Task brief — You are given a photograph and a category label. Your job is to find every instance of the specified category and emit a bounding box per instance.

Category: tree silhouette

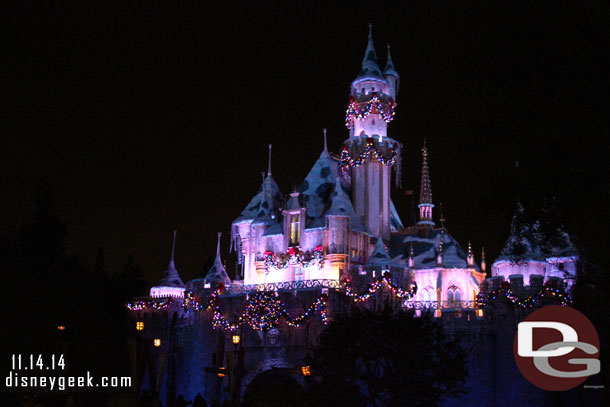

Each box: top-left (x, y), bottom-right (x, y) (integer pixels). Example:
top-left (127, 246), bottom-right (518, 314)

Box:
top-left (305, 308), bottom-right (467, 407)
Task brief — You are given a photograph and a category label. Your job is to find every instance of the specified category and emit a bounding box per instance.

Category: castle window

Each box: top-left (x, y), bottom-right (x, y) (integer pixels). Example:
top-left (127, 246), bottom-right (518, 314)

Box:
top-left (294, 267), bottom-right (303, 281)
top-left (289, 214), bottom-right (301, 246)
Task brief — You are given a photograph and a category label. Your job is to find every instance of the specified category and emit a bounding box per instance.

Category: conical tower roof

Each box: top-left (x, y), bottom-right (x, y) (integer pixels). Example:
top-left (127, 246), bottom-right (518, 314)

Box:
top-left (324, 177), bottom-right (366, 231)
top-left (299, 142), bottom-right (342, 226)
top-left (366, 237), bottom-right (393, 266)
top-left (152, 230), bottom-right (185, 290)
top-left (383, 45), bottom-right (399, 77)
top-left (419, 141), bottom-right (433, 205)
top-left (353, 24), bottom-right (387, 85)
top-left (204, 233), bottom-right (231, 284)
top-left (234, 172), bottom-right (283, 224)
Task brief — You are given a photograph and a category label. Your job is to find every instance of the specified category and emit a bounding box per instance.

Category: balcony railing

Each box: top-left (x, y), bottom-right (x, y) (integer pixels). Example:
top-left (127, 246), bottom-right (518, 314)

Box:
top-left (223, 279), bottom-right (342, 294)
top-left (404, 300), bottom-right (477, 310)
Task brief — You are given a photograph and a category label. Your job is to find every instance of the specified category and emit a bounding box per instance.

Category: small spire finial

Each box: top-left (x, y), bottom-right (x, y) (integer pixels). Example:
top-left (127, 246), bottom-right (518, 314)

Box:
top-left (323, 128), bottom-right (328, 152)
top-left (267, 144), bottom-right (272, 176)
top-left (368, 23), bottom-right (373, 37)
top-left (216, 232), bottom-right (221, 257)
top-left (170, 230), bottom-right (177, 265)
top-left (439, 203), bottom-right (445, 228)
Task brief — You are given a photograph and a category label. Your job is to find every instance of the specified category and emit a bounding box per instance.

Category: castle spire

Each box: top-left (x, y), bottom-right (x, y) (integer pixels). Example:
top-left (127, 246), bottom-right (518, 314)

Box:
top-left (216, 232), bottom-right (221, 257)
top-left (353, 23), bottom-right (385, 86)
top-left (417, 141), bottom-right (435, 234)
top-left (267, 144), bottom-right (273, 176)
top-left (383, 44), bottom-right (398, 76)
top-left (481, 247), bottom-right (487, 274)
top-left (467, 241), bottom-right (474, 267)
top-left (323, 128), bottom-right (328, 152)
top-left (169, 229), bottom-right (177, 267)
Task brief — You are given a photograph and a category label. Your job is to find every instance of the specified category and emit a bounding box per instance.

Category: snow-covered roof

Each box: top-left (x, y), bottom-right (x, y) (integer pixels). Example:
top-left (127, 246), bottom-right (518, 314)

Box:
top-left (324, 178), bottom-right (366, 232)
top-left (234, 174), bottom-right (284, 224)
top-left (366, 237), bottom-right (401, 267)
top-left (352, 25), bottom-right (387, 86)
top-left (389, 228), bottom-right (476, 270)
top-left (153, 260), bottom-right (185, 288)
top-left (383, 45), bottom-right (399, 78)
top-left (152, 231), bottom-right (185, 289)
top-left (204, 233), bottom-right (231, 285)
top-left (299, 149), bottom-right (343, 227)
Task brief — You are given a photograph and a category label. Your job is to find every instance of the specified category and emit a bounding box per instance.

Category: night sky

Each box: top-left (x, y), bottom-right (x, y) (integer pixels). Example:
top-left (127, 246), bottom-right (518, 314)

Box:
top-left (3, 2), bottom-right (609, 285)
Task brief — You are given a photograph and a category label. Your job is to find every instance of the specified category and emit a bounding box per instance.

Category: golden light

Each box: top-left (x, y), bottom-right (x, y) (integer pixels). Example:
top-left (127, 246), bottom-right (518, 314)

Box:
top-left (301, 366), bottom-right (311, 376)
top-left (57, 325), bottom-right (66, 331)
top-left (217, 367), bottom-right (226, 378)
top-left (153, 338), bottom-right (161, 347)
top-left (136, 321), bottom-right (144, 331)
top-left (476, 309), bottom-right (484, 318)
top-left (232, 334), bottom-right (240, 345)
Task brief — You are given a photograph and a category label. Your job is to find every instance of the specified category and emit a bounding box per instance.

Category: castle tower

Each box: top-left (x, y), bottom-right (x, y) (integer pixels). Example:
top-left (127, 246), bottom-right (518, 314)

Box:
top-left (417, 142), bottom-right (435, 236)
top-left (342, 24), bottom-right (399, 241)
top-left (150, 230), bottom-right (185, 298)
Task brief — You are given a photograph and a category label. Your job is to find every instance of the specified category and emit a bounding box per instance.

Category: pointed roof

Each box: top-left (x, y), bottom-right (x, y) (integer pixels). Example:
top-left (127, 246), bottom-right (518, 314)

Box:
top-left (299, 146), bottom-right (342, 225)
top-left (353, 24), bottom-right (387, 85)
top-left (325, 178), bottom-right (366, 232)
top-left (153, 230), bottom-right (185, 288)
top-left (366, 237), bottom-right (393, 266)
top-left (383, 44), bottom-right (399, 77)
top-left (419, 141), bottom-right (433, 205)
top-left (286, 191), bottom-right (302, 211)
top-left (204, 233), bottom-right (231, 285)
top-left (234, 172), bottom-right (284, 224)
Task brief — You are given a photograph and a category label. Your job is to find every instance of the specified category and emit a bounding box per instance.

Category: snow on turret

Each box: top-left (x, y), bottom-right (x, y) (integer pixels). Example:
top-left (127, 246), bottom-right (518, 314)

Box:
top-left (150, 230), bottom-right (185, 298)
top-left (204, 232), bottom-right (231, 285)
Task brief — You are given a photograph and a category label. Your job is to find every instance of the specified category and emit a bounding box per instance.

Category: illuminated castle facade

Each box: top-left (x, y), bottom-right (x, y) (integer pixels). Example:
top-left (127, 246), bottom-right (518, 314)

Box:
top-left (129, 26), bottom-right (582, 407)
top-left (226, 25), bottom-right (485, 305)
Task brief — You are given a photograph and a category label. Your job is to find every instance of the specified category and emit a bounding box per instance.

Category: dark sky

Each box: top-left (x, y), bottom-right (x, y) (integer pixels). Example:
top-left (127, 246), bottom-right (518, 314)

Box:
top-left (3, 2), bottom-right (609, 285)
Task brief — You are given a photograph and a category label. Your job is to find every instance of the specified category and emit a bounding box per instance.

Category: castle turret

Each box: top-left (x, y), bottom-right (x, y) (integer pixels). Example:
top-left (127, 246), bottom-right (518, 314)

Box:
top-left (417, 142), bottom-right (435, 236)
top-left (150, 230), bottom-right (185, 298)
top-left (342, 24), bottom-right (399, 241)
top-left (383, 45), bottom-right (399, 100)
top-left (204, 232), bottom-right (231, 286)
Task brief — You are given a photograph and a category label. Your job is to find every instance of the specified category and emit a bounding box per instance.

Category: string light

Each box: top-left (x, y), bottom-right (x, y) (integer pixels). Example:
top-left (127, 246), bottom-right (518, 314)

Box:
top-left (345, 273), bottom-right (417, 302)
top-left (339, 141), bottom-right (397, 172)
top-left (126, 297), bottom-right (173, 311)
top-left (345, 94), bottom-right (396, 128)
top-left (476, 281), bottom-right (572, 308)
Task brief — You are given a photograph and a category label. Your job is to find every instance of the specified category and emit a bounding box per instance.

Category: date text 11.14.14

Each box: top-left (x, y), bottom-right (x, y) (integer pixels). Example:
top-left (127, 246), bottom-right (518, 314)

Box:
top-left (11, 354), bottom-right (65, 371)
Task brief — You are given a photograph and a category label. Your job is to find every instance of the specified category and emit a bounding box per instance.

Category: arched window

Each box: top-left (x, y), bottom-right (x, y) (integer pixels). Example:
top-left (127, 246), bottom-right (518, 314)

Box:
top-left (447, 284), bottom-right (460, 305)
top-left (422, 289), bottom-right (429, 302)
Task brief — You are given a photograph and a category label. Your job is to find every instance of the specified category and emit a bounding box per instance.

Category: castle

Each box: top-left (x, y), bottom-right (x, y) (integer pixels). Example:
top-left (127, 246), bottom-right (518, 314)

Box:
top-left (127, 26), bottom-right (581, 407)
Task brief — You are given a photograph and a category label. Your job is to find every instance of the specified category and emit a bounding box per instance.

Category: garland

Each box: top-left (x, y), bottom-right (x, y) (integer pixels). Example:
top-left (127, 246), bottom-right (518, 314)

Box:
top-left (205, 290), bottom-right (328, 331)
top-left (263, 246), bottom-right (325, 271)
top-left (476, 281), bottom-right (572, 308)
top-left (339, 141), bottom-right (397, 172)
top-left (126, 297), bottom-right (173, 311)
top-left (345, 273), bottom-right (417, 303)
top-left (345, 94), bottom-right (396, 128)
